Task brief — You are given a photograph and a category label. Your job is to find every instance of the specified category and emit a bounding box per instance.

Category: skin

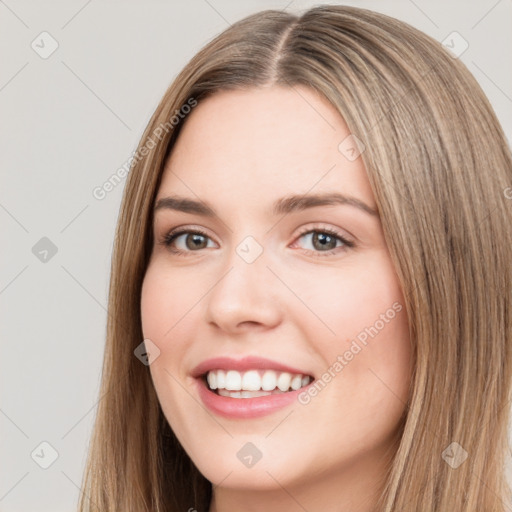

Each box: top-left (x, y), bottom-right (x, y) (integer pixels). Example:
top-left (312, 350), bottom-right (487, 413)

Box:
top-left (141, 85), bottom-right (413, 512)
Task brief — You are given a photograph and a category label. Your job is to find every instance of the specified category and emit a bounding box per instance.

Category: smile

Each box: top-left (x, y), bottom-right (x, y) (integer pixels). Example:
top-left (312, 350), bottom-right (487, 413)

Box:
top-left (206, 369), bottom-right (312, 398)
top-left (191, 355), bottom-right (316, 418)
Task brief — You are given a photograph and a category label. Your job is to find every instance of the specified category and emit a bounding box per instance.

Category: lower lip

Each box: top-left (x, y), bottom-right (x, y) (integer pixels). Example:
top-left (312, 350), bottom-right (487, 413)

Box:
top-left (195, 377), bottom-right (309, 419)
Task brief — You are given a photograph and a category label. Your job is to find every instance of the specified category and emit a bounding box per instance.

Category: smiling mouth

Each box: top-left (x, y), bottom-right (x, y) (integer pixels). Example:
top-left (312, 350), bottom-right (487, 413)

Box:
top-left (202, 369), bottom-right (314, 398)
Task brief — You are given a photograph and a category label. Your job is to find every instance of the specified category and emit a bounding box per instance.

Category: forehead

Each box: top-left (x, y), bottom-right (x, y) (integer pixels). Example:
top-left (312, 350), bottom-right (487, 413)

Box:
top-left (158, 86), bottom-right (374, 209)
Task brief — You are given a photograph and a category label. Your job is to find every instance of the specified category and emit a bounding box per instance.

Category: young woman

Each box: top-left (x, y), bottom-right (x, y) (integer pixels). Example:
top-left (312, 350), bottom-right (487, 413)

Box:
top-left (78, 5), bottom-right (512, 511)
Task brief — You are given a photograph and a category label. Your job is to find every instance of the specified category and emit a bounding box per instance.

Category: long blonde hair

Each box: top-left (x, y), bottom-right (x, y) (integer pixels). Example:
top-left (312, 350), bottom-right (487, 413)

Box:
top-left (78, 5), bottom-right (512, 511)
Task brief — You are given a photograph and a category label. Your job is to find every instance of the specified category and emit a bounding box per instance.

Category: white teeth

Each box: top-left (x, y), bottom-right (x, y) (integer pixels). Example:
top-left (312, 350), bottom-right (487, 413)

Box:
top-left (207, 371), bottom-right (217, 390)
top-left (242, 370), bottom-right (261, 391)
top-left (225, 370), bottom-right (242, 390)
top-left (291, 374), bottom-right (302, 390)
top-left (218, 389), bottom-right (275, 398)
top-left (277, 372), bottom-right (292, 391)
top-left (261, 370), bottom-right (277, 391)
top-left (216, 369), bottom-right (226, 389)
top-left (205, 369), bottom-right (312, 394)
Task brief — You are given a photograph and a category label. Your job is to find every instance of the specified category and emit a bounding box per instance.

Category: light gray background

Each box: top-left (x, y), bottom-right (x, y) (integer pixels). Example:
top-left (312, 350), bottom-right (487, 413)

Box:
top-left (1, 1), bottom-right (511, 511)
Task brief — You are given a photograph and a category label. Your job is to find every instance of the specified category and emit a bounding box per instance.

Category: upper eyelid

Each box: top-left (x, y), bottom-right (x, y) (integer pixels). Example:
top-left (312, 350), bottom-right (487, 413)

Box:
top-left (163, 222), bottom-right (348, 235)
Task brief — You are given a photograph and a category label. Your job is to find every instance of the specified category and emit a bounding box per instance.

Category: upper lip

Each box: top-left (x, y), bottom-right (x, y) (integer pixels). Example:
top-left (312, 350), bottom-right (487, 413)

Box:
top-left (191, 356), bottom-right (313, 379)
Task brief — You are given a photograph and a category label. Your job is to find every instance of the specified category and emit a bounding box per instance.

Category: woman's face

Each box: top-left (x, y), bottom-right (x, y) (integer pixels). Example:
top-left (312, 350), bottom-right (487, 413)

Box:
top-left (141, 86), bottom-right (412, 504)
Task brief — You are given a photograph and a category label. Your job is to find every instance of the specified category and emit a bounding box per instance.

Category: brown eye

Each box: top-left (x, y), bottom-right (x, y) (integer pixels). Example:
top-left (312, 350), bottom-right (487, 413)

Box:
top-left (161, 228), bottom-right (215, 255)
top-left (182, 233), bottom-right (209, 250)
top-left (293, 227), bottom-right (355, 257)
top-left (310, 232), bottom-right (339, 251)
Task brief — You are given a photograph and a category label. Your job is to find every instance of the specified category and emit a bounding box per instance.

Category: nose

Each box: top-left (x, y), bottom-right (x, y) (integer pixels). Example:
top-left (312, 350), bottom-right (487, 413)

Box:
top-left (204, 245), bottom-right (283, 334)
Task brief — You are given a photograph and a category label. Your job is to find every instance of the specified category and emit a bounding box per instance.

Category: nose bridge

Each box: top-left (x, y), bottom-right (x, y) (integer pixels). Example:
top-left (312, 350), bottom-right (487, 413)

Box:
top-left (204, 234), bottom-right (282, 330)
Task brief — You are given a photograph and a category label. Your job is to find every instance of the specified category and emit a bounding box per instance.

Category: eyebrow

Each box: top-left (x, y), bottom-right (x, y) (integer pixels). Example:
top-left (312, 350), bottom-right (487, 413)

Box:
top-left (154, 192), bottom-right (379, 218)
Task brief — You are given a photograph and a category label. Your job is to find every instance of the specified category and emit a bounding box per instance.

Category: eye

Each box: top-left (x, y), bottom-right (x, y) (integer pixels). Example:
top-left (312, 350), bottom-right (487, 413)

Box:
top-left (159, 227), bottom-right (216, 256)
top-left (291, 225), bottom-right (355, 257)
top-left (158, 224), bottom-right (355, 258)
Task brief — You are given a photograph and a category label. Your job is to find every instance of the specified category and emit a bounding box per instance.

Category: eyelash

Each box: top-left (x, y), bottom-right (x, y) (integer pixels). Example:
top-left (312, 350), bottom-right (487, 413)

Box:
top-left (158, 224), bottom-right (355, 258)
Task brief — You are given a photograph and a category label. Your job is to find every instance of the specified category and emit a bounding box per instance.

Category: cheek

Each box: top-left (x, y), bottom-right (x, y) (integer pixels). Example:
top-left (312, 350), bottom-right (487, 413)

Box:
top-left (297, 253), bottom-right (411, 401)
top-left (294, 263), bottom-right (411, 460)
top-left (140, 262), bottom-right (198, 343)
top-left (295, 252), bottom-right (407, 346)
top-left (140, 264), bottom-right (195, 405)
top-left (140, 265), bottom-right (201, 445)
top-left (140, 262), bottom-right (206, 394)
